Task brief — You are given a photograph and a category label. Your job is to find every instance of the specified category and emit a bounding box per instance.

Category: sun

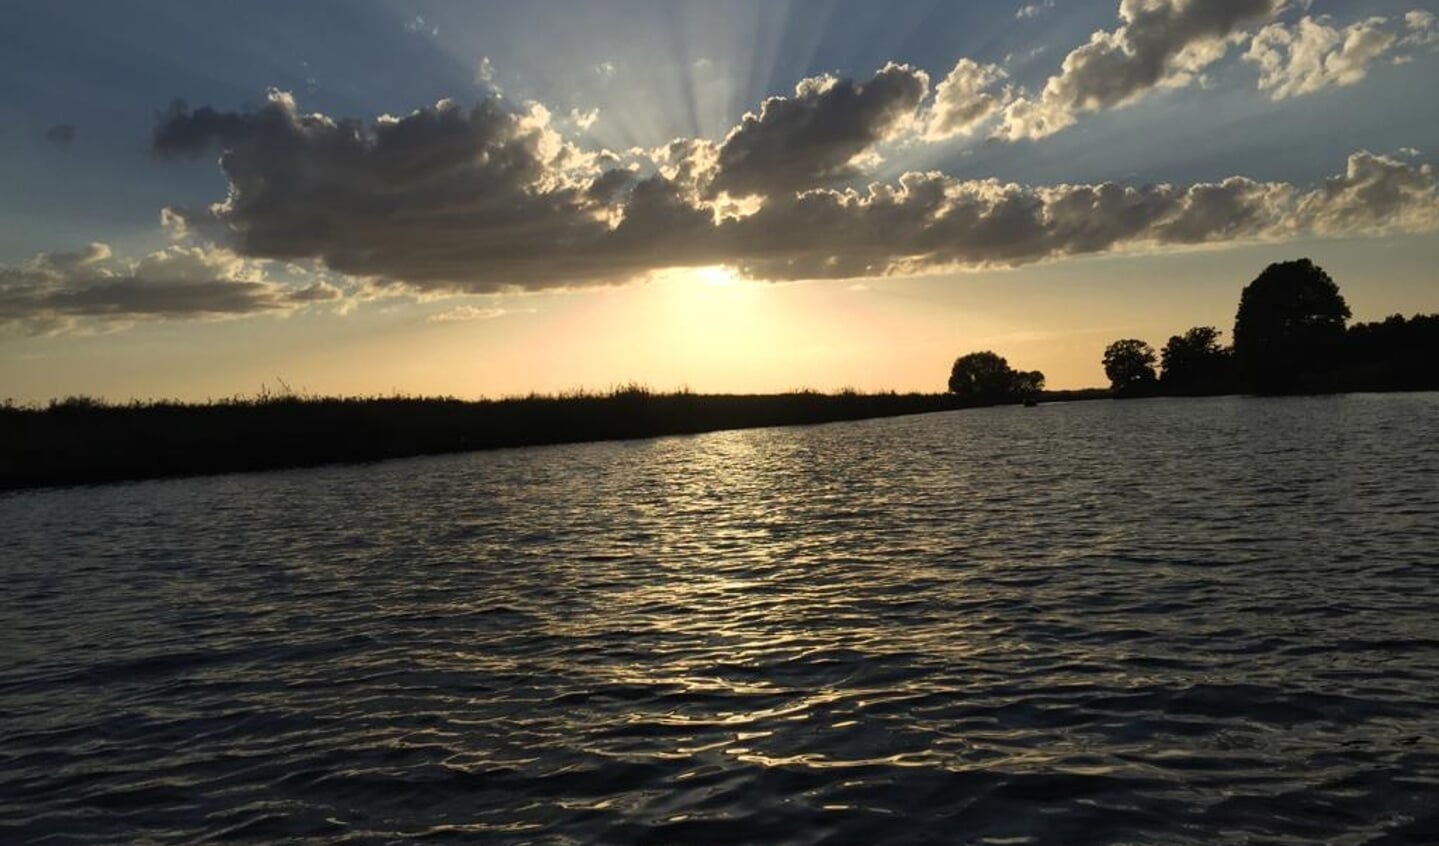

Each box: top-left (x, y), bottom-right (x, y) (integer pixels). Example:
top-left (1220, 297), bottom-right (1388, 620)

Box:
top-left (693, 265), bottom-right (738, 287)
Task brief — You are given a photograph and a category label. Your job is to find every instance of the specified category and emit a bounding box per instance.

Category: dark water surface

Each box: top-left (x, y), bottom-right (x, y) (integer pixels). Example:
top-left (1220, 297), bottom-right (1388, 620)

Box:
top-left (3, 394), bottom-right (1438, 844)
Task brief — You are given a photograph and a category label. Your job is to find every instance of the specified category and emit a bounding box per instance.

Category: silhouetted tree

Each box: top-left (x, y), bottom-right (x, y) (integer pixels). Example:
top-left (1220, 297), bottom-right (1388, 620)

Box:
top-left (947, 351), bottom-right (1042, 403)
top-left (1234, 258), bottom-right (1350, 393)
top-left (948, 351), bottom-right (1012, 400)
top-left (1160, 326), bottom-right (1234, 394)
top-left (1102, 339), bottom-right (1158, 396)
top-left (1012, 370), bottom-right (1046, 400)
top-left (1337, 313), bottom-right (1439, 391)
top-left (1094, 259), bottom-right (1429, 399)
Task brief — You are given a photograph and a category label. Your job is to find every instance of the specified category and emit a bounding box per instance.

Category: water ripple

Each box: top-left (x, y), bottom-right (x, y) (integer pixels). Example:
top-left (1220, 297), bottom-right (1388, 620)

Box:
top-left (2, 394), bottom-right (1438, 844)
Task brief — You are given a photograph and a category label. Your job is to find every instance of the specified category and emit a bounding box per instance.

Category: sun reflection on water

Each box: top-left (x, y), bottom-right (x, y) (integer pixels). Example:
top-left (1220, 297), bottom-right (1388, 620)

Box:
top-left (512, 426), bottom-right (1013, 777)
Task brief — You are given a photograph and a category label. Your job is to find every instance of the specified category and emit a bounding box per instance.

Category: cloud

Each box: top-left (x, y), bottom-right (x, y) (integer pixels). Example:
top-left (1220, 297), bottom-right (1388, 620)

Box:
top-left (715, 170), bottom-right (1288, 280)
top-left (403, 16), bottom-right (439, 38)
top-left (704, 63), bottom-right (930, 197)
top-left (926, 3), bottom-right (1426, 143)
top-left (0, 243), bottom-right (331, 336)
top-left (153, 90), bottom-right (643, 292)
top-left (44, 124), bottom-right (76, 147)
top-left (34, 242), bottom-right (111, 272)
top-left (1000, 0), bottom-right (1283, 140)
top-left (428, 305), bottom-right (514, 322)
top-left (286, 280), bottom-right (344, 303)
top-left (733, 151), bottom-right (1435, 280)
top-left (1402, 10), bottom-right (1439, 48)
top-left (1246, 12), bottom-right (1438, 99)
top-left (475, 56), bottom-right (498, 91)
top-left (924, 59), bottom-right (1011, 140)
top-left (145, 87), bottom-right (1438, 297)
top-left (1016, 1), bottom-right (1054, 21)
top-left (1294, 150), bottom-right (1439, 235)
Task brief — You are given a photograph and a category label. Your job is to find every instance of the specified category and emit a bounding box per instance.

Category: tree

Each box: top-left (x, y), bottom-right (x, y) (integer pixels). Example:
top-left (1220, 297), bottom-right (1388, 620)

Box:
top-left (1160, 326), bottom-right (1233, 393)
top-left (1011, 370), bottom-right (1046, 400)
top-left (1102, 339), bottom-right (1158, 396)
top-left (1340, 313), bottom-right (1439, 392)
top-left (947, 351), bottom-right (1042, 403)
top-left (948, 351), bottom-right (1013, 401)
top-left (1233, 258), bottom-right (1350, 393)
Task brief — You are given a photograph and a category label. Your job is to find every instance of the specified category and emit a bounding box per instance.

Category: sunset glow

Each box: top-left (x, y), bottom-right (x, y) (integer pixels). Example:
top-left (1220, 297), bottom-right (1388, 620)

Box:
top-left (2, 1), bottom-right (1436, 401)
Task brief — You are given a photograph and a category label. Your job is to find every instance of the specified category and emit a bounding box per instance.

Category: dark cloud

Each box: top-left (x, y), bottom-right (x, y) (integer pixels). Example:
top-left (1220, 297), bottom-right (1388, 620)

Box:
top-left (1151, 177), bottom-right (1290, 244)
top-left (1002, 0), bottom-right (1282, 139)
top-left (0, 244), bottom-right (326, 335)
top-left (732, 152), bottom-right (1438, 279)
top-left (44, 124), bottom-right (76, 147)
top-left (721, 151), bottom-right (1434, 280)
top-left (705, 63), bottom-right (929, 197)
top-left (154, 90), bottom-right (656, 291)
top-left (285, 281), bottom-right (343, 303)
top-left (716, 172), bottom-right (1286, 280)
top-left (146, 88), bottom-right (1437, 301)
top-left (43, 278), bottom-right (279, 317)
top-left (152, 99), bottom-right (255, 158)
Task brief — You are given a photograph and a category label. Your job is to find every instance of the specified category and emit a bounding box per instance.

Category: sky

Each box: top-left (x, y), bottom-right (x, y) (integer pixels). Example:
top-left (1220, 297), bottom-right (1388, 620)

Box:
top-left (2, 0), bottom-right (1437, 402)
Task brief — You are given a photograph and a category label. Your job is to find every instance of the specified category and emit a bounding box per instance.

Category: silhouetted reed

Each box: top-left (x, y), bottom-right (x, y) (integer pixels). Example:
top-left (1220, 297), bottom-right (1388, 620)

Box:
top-left (2, 387), bottom-right (1070, 490)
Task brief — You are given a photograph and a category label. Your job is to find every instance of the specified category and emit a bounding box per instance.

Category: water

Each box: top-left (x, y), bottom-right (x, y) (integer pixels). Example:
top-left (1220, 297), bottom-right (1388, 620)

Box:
top-left (2, 394), bottom-right (1437, 845)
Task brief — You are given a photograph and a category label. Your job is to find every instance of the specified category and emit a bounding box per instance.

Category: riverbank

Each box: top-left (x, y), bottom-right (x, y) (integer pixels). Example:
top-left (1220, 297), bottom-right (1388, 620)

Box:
top-left (0, 388), bottom-right (1112, 490)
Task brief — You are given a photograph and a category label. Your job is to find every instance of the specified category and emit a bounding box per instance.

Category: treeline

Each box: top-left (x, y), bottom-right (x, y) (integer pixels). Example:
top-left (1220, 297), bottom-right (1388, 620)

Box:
top-left (1, 388), bottom-right (973, 490)
top-left (1100, 259), bottom-right (1439, 397)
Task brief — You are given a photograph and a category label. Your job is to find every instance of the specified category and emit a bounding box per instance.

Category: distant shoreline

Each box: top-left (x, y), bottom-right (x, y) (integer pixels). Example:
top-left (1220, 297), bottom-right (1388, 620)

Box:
top-left (8, 386), bottom-right (1437, 491)
top-left (4, 388), bottom-right (1116, 491)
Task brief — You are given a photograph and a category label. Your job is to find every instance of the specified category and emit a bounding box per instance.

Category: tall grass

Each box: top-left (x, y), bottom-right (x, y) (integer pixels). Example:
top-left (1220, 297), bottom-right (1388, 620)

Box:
top-left (3, 387), bottom-right (1022, 490)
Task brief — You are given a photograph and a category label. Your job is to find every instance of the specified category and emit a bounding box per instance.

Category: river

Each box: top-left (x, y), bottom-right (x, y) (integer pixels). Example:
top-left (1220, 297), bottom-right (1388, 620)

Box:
top-left (2, 394), bottom-right (1437, 844)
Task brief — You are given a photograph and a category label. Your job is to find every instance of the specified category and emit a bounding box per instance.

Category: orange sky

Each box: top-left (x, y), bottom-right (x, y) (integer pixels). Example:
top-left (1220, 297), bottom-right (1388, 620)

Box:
top-left (5, 233), bottom-right (1435, 404)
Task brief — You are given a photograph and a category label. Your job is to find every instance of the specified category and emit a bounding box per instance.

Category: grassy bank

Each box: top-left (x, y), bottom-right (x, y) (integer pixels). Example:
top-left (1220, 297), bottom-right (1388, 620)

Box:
top-left (2, 387), bottom-right (1111, 491)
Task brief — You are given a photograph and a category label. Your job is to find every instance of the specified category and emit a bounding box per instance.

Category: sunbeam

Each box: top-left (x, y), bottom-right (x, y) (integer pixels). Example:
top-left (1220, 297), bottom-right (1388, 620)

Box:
top-left (2, 0), bottom-right (1435, 405)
